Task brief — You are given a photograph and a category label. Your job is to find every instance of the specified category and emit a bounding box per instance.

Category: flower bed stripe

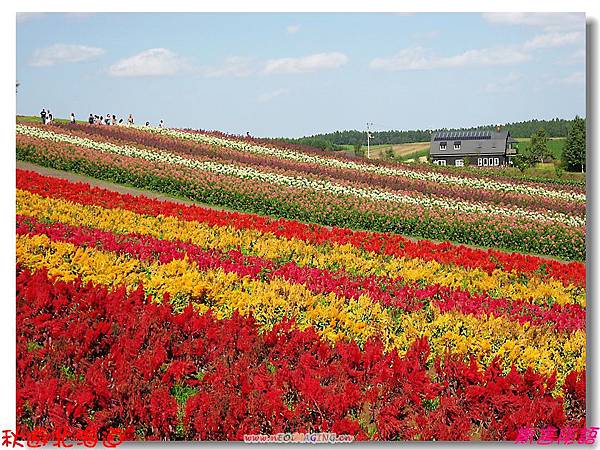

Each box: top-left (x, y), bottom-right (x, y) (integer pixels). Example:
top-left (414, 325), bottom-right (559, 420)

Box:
top-left (15, 124), bottom-right (584, 227)
top-left (16, 188), bottom-right (585, 308)
top-left (138, 125), bottom-right (586, 203)
top-left (17, 214), bottom-right (585, 332)
top-left (16, 138), bottom-right (585, 260)
top-left (48, 122), bottom-right (585, 219)
top-left (16, 169), bottom-right (586, 287)
top-left (16, 233), bottom-right (586, 389)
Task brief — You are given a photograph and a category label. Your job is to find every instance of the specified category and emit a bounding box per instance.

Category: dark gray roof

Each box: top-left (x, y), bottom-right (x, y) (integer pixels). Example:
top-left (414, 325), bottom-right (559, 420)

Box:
top-left (429, 129), bottom-right (511, 156)
top-left (432, 130), bottom-right (509, 141)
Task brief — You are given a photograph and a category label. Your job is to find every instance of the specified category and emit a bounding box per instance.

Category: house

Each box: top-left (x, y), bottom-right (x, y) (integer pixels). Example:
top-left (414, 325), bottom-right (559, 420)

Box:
top-left (429, 128), bottom-right (518, 167)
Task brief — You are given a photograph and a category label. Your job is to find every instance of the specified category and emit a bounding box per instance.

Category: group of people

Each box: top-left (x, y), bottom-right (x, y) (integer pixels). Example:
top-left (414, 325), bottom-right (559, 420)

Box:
top-left (87, 113), bottom-right (164, 129)
top-left (39, 108), bottom-right (164, 128)
top-left (88, 113), bottom-right (130, 127)
top-left (39, 108), bottom-right (53, 125)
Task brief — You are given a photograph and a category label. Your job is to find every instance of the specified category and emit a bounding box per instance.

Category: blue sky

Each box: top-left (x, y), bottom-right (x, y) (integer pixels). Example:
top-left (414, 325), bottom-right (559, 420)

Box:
top-left (16, 12), bottom-right (586, 137)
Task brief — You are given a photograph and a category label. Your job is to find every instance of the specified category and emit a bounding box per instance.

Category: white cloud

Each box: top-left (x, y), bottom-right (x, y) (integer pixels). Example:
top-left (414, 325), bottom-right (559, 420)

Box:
top-left (370, 27), bottom-right (584, 73)
top-left (482, 72), bottom-right (522, 94)
top-left (257, 88), bottom-right (289, 103)
top-left (200, 57), bottom-right (256, 78)
top-left (287, 25), bottom-right (300, 34)
top-left (263, 52), bottom-right (348, 74)
top-left (109, 48), bottom-right (190, 77)
top-left (30, 44), bottom-right (105, 67)
top-left (523, 31), bottom-right (584, 50)
top-left (481, 12), bottom-right (584, 31)
top-left (369, 46), bottom-right (530, 71)
top-left (108, 51), bottom-right (349, 79)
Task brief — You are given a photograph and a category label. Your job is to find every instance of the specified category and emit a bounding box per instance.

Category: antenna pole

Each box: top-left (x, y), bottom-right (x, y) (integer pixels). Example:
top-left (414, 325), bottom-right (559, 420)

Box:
top-left (366, 122), bottom-right (374, 159)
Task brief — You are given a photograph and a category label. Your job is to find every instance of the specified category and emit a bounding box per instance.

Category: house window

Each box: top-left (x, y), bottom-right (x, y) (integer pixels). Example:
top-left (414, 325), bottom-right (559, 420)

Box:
top-left (483, 157), bottom-right (488, 166)
top-left (493, 158), bottom-right (499, 166)
top-left (439, 142), bottom-right (447, 151)
top-left (455, 159), bottom-right (464, 167)
top-left (478, 158), bottom-right (483, 166)
top-left (454, 141), bottom-right (461, 150)
top-left (434, 160), bottom-right (446, 166)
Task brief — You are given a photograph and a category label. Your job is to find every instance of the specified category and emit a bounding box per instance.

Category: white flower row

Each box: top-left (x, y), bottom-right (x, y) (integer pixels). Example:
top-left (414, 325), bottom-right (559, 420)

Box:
top-left (140, 126), bottom-right (586, 203)
top-left (17, 124), bottom-right (584, 228)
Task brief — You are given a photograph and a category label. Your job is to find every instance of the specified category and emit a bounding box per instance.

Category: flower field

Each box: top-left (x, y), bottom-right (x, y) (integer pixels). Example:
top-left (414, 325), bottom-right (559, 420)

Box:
top-left (16, 161), bottom-right (586, 441)
top-left (15, 118), bottom-right (587, 441)
top-left (16, 121), bottom-right (585, 259)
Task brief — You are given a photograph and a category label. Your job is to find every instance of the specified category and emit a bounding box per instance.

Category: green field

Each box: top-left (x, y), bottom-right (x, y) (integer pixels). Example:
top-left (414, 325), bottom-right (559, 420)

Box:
top-left (515, 137), bottom-right (566, 159)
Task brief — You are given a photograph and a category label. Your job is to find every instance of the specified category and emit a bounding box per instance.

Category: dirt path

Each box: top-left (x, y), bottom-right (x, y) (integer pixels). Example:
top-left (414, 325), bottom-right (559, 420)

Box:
top-left (17, 161), bottom-right (575, 263)
top-left (17, 161), bottom-right (230, 211)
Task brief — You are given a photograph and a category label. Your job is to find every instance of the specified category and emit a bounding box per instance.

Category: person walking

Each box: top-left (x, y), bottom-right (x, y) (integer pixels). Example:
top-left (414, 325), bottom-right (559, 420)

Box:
top-left (88, 113), bottom-right (94, 125)
top-left (127, 114), bottom-right (134, 127)
top-left (47, 110), bottom-right (53, 124)
top-left (145, 121), bottom-right (150, 127)
top-left (158, 119), bottom-right (164, 128)
top-left (111, 115), bottom-right (117, 126)
top-left (104, 116), bottom-right (110, 125)
top-left (40, 109), bottom-right (47, 125)
top-left (70, 113), bottom-right (76, 124)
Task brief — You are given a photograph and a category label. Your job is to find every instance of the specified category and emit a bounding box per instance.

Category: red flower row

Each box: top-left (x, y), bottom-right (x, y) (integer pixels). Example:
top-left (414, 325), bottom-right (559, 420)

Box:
top-left (17, 267), bottom-right (585, 441)
top-left (17, 215), bottom-right (585, 332)
top-left (16, 169), bottom-right (585, 287)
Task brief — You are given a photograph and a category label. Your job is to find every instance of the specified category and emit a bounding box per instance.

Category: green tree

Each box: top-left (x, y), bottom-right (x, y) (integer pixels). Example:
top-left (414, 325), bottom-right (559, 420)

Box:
top-left (529, 128), bottom-right (551, 163)
top-left (512, 153), bottom-right (531, 173)
top-left (562, 116), bottom-right (586, 172)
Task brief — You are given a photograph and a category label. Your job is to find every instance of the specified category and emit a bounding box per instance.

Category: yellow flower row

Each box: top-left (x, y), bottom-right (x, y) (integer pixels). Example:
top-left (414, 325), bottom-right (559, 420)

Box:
top-left (17, 189), bottom-right (585, 308)
top-left (16, 233), bottom-right (585, 393)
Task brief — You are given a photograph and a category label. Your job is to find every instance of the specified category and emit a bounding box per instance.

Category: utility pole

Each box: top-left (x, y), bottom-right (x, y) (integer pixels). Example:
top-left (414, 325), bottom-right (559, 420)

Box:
top-left (366, 122), bottom-right (374, 159)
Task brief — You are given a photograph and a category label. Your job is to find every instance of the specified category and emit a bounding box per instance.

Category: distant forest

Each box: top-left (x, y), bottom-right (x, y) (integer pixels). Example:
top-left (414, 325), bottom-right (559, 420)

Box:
top-left (271, 118), bottom-right (580, 151)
